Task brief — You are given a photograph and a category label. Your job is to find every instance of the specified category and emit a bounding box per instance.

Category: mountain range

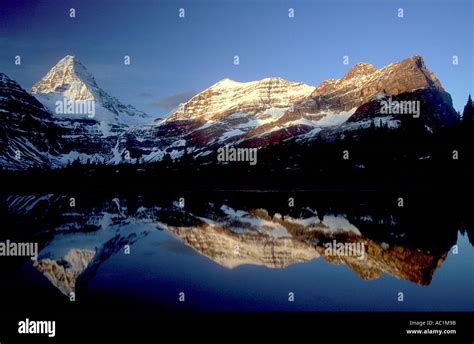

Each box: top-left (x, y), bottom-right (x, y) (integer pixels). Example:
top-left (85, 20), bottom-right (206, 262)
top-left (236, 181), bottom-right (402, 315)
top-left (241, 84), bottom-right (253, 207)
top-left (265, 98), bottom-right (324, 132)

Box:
top-left (0, 55), bottom-right (459, 170)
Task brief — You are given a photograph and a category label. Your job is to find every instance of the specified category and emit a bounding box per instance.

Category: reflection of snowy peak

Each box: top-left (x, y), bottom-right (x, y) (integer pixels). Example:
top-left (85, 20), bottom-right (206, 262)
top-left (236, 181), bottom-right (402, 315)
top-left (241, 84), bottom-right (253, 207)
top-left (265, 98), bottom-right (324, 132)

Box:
top-left (1, 195), bottom-right (447, 295)
top-left (32, 55), bottom-right (148, 127)
top-left (33, 249), bottom-right (96, 296)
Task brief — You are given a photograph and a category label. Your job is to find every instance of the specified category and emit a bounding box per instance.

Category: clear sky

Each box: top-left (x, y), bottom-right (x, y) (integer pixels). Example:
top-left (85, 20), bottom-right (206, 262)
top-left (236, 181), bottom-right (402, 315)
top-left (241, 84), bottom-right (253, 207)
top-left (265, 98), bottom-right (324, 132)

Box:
top-left (0, 0), bottom-right (472, 117)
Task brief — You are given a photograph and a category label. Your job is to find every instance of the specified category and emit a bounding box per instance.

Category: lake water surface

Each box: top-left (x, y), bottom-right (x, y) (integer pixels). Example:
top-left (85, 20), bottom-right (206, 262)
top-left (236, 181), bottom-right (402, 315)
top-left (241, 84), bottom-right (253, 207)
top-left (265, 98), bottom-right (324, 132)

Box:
top-left (1, 192), bottom-right (472, 312)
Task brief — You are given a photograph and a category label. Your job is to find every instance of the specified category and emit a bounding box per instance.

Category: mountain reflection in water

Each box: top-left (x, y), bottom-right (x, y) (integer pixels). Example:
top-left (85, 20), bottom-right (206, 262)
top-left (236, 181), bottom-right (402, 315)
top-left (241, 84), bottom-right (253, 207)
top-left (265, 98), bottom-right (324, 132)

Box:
top-left (1, 192), bottom-right (472, 311)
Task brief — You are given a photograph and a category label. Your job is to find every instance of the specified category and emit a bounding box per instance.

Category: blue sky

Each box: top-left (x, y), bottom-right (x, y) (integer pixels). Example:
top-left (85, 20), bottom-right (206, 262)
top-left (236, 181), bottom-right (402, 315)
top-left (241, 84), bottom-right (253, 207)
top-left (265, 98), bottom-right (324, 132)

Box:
top-left (0, 0), bottom-right (472, 117)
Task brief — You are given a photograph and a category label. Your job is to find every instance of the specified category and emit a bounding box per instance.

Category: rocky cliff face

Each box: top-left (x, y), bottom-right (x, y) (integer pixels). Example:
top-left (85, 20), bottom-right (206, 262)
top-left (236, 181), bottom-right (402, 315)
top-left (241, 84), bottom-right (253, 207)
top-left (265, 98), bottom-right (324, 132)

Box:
top-left (165, 55), bottom-right (450, 126)
top-left (121, 55), bottom-right (458, 161)
top-left (249, 55), bottom-right (457, 140)
top-left (0, 73), bottom-right (61, 169)
top-left (309, 55), bottom-right (447, 112)
top-left (166, 77), bottom-right (314, 122)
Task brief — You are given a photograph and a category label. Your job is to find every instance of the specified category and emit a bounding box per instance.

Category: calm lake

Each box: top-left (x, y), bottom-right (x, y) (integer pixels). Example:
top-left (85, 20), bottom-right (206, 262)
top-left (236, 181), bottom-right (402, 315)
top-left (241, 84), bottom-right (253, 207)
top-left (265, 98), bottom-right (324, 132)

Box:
top-left (1, 191), bottom-right (472, 312)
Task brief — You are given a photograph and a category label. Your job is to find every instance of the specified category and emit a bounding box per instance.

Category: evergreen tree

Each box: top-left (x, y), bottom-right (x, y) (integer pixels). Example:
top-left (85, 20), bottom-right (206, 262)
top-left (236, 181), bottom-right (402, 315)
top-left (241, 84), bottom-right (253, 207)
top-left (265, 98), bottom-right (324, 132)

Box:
top-left (462, 94), bottom-right (473, 125)
top-left (179, 146), bottom-right (193, 167)
top-left (161, 153), bottom-right (173, 168)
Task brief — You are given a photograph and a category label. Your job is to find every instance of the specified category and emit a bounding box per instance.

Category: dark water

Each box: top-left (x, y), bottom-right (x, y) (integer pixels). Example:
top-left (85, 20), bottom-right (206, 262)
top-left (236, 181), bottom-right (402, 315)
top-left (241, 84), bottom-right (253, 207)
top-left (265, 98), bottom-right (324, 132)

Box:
top-left (0, 192), bottom-right (472, 312)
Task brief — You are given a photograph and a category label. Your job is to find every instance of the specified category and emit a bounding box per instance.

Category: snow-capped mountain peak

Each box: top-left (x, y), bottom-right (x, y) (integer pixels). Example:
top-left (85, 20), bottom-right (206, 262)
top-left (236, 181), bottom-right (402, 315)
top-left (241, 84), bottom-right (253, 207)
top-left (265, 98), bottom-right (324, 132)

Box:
top-left (31, 55), bottom-right (148, 127)
top-left (31, 55), bottom-right (98, 101)
top-left (341, 62), bottom-right (377, 81)
top-left (165, 76), bottom-right (315, 122)
top-left (0, 55), bottom-right (459, 170)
